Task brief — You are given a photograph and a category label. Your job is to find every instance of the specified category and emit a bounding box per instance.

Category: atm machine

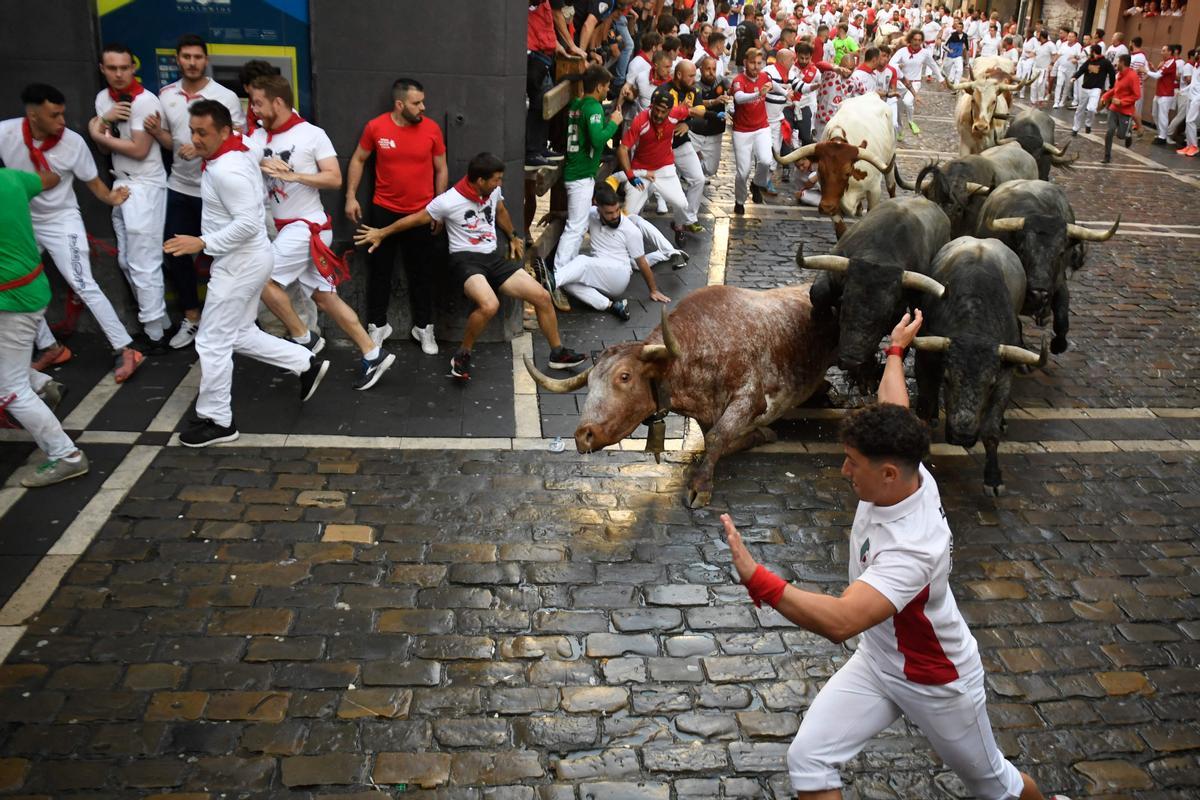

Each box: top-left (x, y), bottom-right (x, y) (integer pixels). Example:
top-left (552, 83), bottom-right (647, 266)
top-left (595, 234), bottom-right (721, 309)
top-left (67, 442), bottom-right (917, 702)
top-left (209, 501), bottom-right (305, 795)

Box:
top-left (97, 0), bottom-right (311, 116)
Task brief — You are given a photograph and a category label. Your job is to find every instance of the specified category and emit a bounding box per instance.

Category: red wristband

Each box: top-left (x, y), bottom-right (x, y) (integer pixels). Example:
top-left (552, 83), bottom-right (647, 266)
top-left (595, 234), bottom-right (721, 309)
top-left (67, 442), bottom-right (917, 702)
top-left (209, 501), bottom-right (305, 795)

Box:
top-left (744, 564), bottom-right (788, 608)
top-left (884, 345), bottom-right (905, 359)
top-left (625, 170), bottom-right (635, 181)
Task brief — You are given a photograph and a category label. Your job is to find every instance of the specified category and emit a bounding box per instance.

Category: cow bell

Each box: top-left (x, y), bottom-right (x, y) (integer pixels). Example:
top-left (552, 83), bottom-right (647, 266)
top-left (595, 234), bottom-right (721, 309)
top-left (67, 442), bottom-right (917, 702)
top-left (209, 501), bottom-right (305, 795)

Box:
top-left (645, 418), bottom-right (667, 464)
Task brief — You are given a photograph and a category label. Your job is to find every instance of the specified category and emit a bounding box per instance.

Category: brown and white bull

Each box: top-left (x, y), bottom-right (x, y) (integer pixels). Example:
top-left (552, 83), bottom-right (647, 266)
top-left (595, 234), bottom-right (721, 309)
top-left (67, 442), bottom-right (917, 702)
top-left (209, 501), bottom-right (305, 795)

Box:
top-left (952, 74), bottom-right (1031, 155)
top-left (524, 288), bottom-right (838, 508)
top-left (774, 93), bottom-right (896, 237)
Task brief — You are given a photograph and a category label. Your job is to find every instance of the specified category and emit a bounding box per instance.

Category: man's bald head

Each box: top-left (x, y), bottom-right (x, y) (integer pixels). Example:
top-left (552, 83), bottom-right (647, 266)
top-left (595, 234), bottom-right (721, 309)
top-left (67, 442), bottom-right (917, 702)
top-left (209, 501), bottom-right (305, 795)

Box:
top-left (674, 59), bottom-right (697, 86)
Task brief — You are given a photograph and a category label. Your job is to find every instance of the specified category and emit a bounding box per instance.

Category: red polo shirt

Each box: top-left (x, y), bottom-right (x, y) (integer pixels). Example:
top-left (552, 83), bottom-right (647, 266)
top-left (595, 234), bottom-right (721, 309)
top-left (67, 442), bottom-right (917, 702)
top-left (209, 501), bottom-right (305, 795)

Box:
top-left (358, 114), bottom-right (446, 214)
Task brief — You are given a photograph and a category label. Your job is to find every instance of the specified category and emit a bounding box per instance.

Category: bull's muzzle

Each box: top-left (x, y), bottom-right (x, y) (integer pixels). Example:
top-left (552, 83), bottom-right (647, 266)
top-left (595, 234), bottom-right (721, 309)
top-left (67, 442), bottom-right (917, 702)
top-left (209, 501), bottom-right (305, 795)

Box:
top-left (575, 425), bottom-right (600, 454)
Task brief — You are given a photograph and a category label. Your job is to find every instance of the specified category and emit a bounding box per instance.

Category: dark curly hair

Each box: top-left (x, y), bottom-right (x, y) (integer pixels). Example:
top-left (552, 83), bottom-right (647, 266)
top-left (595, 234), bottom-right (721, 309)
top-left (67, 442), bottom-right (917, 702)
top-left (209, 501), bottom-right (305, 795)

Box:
top-left (839, 403), bottom-right (930, 473)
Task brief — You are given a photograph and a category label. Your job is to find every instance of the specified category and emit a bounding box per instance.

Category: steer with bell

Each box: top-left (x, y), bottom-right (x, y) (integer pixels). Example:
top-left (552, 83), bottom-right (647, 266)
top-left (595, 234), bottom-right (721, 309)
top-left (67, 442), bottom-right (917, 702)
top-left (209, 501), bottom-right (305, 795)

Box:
top-left (976, 179), bottom-right (1118, 354)
top-left (913, 237), bottom-right (1047, 494)
top-left (525, 289), bottom-right (838, 509)
top-left (804, 196), bottom-right (951, 388)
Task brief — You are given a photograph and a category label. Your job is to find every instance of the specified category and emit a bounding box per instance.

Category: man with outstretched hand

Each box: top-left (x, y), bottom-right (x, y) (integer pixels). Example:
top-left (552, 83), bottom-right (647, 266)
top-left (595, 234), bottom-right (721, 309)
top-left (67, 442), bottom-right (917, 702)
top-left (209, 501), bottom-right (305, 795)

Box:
top-left (722, 310), bottom-right (1071, 800)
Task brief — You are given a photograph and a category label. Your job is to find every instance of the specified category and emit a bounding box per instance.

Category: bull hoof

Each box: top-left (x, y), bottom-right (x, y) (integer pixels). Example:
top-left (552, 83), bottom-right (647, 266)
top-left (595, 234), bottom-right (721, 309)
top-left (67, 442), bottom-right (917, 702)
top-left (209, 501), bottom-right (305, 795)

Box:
top-left (757, 427), bottom-right (778, 444)
top-left (1051, 336), bottom-right (1069, 355)
top-left (985, 483), bottom-right (1006, 497)
top-left (685, 489), bottom-right (713, 509)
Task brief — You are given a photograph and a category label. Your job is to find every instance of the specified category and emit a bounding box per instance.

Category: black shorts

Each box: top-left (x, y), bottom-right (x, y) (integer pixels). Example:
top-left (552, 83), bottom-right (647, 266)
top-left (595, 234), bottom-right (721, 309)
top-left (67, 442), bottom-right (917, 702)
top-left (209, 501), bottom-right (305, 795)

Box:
top-left (451, 250), bottom-right (520, 292)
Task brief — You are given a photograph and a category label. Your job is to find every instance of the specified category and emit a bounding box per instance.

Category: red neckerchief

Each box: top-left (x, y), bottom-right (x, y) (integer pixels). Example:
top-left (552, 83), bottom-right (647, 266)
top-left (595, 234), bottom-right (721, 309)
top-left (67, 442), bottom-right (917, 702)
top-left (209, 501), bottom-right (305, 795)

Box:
top-left (452, 176), bottom-right (489, 205)
top-left (703, 44), bottom-right (719, 59)
top-left (266, 112), bottom-right (306, 142)
top-left (651, 72), bottom-right (670, 86)
top-left (635, 51), bottom-right (652, 63)
top-left (908, 45), bottom-right (921, 55)
top-left (245, 107), bottom-right (260, 135)
top-left (202, 131), bottom-right (250, 171)
top-left (21, 119), bottom-right (61, 173)
top-left (855, 64), bottom-right (875, 73)
top-left (107, 81), bottom-right (145, 103)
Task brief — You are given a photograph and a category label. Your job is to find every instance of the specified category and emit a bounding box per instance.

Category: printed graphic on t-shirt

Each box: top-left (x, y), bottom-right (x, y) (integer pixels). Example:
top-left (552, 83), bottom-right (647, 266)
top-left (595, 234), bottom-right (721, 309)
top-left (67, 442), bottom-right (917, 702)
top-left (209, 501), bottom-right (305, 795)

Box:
top-left (262, 144), bottom-right (295, 205)
top-left (462, 205), bottom-right (495, 247)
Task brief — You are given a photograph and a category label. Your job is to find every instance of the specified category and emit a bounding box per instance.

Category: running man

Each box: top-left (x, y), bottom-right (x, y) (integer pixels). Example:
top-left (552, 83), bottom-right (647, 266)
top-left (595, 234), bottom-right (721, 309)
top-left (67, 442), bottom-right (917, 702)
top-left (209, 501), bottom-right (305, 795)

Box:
top-left (888, 31), bottom-right (949, 136)
top-left (354, 152), bottom-right (587, 380)
top-left (0, 84), bottom-right (141, 380)
top-left (1100, 54), bottom-right (1141, 162)
top-left (722, 310), bottom-right (1072, 800)
top-left (164, 100), bottom-right (330, 447)
top-left (89, 42), bottom-right (171, 356)
top-left (148, 34), bottom-right (245, 350)
top-left (1071, 44), bottom-right (1116, 135)
top-left (248, 75), bottom-right (395, 391)
top-left (617, 92), bottom-right (695, 235)
top-left (730, 48), bottom-right (775, 215)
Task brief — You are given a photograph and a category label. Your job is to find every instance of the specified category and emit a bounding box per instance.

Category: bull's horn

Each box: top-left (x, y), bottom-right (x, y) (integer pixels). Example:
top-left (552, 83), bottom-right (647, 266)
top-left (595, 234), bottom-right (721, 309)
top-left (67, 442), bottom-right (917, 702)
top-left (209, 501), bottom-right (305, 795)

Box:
top-left (997, 82), bottom-right (1020, 92)
top-left (801, 254), bottom-right (851, 272)
top-left (901, 270), bottom-right (946, 298)
top-left (997, 339), bottom-right (1048, 367)
top-left (1042, 141), bottom-right (1065, 156)
top-left (988, 216), bottom-right (1026, 232)
top-left (1050, 152), bottom-right (1078, 167)
top-left (951, 80), bottom-right (975, 91)
top-left (965, 181), bottom-right (991, 195)
top-left (991, 111), bottom-right (1010, 120)
top-left (523, 354), bottom-right (592, 393)
top-left (855, 148), bottom-right (891, 172)
top-left (1067, 215), bottom-right (1120, 242)
top-left (893, 160), bottom-right (916, 191)
top-left (639, 344), bottom-right (671, 362)
top-left (659, 306), bottom-right (682, 359)
top-left (776, 143), bottom-right (818, 165)
top-left (996, 137), bottom-right (1019, 145)
top-left (912, 336), bottom-right (952, 352)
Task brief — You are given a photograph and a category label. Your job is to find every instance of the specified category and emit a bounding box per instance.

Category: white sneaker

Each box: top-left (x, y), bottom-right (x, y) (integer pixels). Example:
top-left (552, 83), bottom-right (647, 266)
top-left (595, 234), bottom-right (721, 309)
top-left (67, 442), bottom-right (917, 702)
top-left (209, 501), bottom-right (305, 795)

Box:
top-left (656, 196), bottom-right (668, 214)
top-left (412, 324), bottom-right (438, 355)
top-left (169, 318), bottom-right (199, 349)
top-left (368, 322), bottom-right (393, 347)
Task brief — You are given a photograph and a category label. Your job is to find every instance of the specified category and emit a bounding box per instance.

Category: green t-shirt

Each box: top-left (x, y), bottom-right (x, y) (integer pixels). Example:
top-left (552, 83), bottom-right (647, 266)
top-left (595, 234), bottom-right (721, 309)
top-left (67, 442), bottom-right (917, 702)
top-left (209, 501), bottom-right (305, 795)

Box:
top-left (564, 95), bottom-right (619, 183)
top-left (833, 36), bottom-right (860, 65)
top-left (0, 168), bottom-right (49, 314)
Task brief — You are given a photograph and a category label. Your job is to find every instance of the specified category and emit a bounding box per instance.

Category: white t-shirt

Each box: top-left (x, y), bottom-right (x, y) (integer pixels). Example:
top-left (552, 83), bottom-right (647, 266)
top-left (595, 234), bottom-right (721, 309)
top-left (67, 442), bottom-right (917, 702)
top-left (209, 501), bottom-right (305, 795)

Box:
top-left (1034, 41), bottom-right (1057, 69)
top-left (922, 21), bottom-right (942, 45)
top-left (248, 118), bottom-right (336, 224)
top-left (1130, 49), bottom-right (1149, 80)
top-left (1056, 41), bottom-right (1082, 73)
top-left (978, 33), bottom-right (1002, 57)
top-left (890, 46), bottom-right (940, 82)
top-left (159, 78), bottom-right (245, 197)
top-left (1020, 38), bottom-right (1038, 61)
top-left (94, 88), bottom-right (167, 184)
top-left (1107, 43), bottom-right (1129, 64)
top-left (426, 183), bottom-right (503, 255)
top-left (850, 463), bottom-right (980, 687)
top-left (587, 208), bottom-right (644, 265)
top-left (0, 119), bottom-right (97, 222)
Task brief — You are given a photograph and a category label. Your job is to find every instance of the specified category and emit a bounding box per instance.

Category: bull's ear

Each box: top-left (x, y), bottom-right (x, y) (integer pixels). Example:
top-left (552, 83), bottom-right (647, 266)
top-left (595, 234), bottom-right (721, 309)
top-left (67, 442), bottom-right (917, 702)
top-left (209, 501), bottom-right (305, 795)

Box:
top-left (851, 168), bottom-right (867, 181)
top-left (858, 139), bottom-right (868, 149)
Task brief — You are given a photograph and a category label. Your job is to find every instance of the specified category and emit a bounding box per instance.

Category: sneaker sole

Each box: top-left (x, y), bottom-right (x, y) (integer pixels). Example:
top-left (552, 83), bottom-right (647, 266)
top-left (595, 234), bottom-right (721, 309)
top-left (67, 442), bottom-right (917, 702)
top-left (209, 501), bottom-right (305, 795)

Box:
top-left (179, 430), bottom-right (240, 448)
top-left (354, 353), bottom-right (397, 391)
top-left (169, 336), bottom-right (196, 350)
top-left (21, 464), bottom-right (89, 488)
top-left (301, 360), bottom-right (330, 402)
top-left (308, 337), bottom-right (326, 356)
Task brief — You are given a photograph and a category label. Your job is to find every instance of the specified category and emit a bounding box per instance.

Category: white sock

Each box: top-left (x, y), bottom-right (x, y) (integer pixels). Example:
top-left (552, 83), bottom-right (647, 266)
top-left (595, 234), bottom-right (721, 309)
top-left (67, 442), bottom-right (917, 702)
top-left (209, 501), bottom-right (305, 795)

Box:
top-left (364, 346), bottom-right (380, 360)
top-left (145, 317), bottom-right (165, 341)
top-left (292, 331), bottom-right (312, 345)
top-left (61, 451), bottom-right (82, 463)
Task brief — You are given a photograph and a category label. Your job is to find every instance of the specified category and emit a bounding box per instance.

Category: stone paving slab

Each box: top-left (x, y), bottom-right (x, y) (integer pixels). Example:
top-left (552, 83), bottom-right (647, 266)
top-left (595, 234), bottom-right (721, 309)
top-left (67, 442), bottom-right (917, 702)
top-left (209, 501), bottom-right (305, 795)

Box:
top-left (0, 446), bottom-right (1197, 798)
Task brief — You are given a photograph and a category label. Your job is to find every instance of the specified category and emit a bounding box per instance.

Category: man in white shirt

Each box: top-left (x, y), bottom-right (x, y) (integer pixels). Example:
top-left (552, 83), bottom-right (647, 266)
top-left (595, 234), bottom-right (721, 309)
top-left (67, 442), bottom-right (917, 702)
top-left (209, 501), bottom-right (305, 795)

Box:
top-left (248, 75), bottom-right (395, 391)
top-left (889, 31), bottom-right (948, 135)
top-left (551, 184), bottom-right (672, 319)
top-left (1178, 50), bottom-right (1200, 156)
top-left (1129, 37), bottom-right (1151, 127)
top-left (1053, 30), bottom-right (1083, 108)
top-left (354, 153), bottom-right (586, 380)
top-left (1106, 32), bottom-right (1129, 65)
top-left (146, 34), bottom-right (244, 350)
top-left (88, 42), bottom-right (171, 354)
top-left (1170, 49), bottom-right (1197, 152)
top-left (0, 83), bottom-right (143, 381)
top-left (764, 48), bottom-right (802, 160)
top-left (722, 311), bottom-right (1072, 800)
top-left (1031, 31), bottom-right (1057, 106)
top-left (1017, 30), bottom-right (1038, 95)
top-left (163, 100), bottom-right (329, 447)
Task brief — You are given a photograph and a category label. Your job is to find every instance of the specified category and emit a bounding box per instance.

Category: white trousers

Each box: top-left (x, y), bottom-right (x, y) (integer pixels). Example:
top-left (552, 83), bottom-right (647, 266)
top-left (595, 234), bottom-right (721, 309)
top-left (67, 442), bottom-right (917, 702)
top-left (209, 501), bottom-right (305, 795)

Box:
top-left (788, 650), bottom-right (1024, 799)
top-left (1016, 59), bottom-right (1034, 95)
top-left (623, 164), bottom-right (691, 226)
top-left (1168, 94), bottom-right (1192, 136)
top-left (194, 248), bottom-right (314, 428)
top-left (1073, 87), bottom-right (1102, 131)
top-left (31, 212), bottom-right (133, 351)
top-left (1053, 69), bottom-right (1074, 106)
top-left (555, 255), bottom-right (631, 310)
top-left (732, 127), bottom-right (772, 204)
top-left (944, 56), bottom-right (964, 86)
top-left (558, 177), bottom-right (595, 266)
top-left (112, 180), bottom-right (168, 330)
top-left (1030, 69), bottom-right (1050, 104)
top-left (0, 310), bottom-right (76, 459)
top-left (1187, 95), bottom-right (1200, 148)
top-left (1134, 81), bottom-right (1146, 123)
top-left (689, 131), bottom-right (723, 176)
top-left (629, 214), bottom-right (681, 266)
top-left (673, 142), bottom-right (705, 221)
top-left (1154, 95), bottom-right (1175, 139)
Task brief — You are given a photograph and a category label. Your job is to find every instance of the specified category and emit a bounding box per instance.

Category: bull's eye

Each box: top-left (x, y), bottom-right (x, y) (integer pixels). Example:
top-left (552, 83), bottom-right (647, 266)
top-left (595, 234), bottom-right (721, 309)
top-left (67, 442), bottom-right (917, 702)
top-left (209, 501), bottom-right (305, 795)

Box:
top-left (619, 372), bottom-right (632, 382)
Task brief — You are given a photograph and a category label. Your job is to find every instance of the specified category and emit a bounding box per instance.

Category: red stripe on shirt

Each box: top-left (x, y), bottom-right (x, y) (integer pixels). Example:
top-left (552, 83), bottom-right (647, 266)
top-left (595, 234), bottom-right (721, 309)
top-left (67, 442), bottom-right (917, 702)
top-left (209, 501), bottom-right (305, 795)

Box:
top-left (894, 585), bottom-right (959, 685)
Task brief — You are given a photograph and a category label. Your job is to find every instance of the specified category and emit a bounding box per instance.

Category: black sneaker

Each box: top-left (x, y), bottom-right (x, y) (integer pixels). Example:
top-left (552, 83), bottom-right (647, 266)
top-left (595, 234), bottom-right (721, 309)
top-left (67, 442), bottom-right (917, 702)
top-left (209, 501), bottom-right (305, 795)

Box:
top-left (1125, 135), bottom-right (1133, 148)
top-left (1085, 126), bottom-right (1091, 134)
top-left (541, 147), bottom-right (565, 162)
top-left (1152, 137), bottom-right (1167, 146)
top-left (1102, 156), bottom-right (1112, 163)
top-left (548, 346), bottom-right (587, 370)
top-left (1071, 129), bottom-right (1079, 137)
top-left (144, 335), bottom-right (171, 356)
top-left (525, 154), bottom-right (550, 169)
top-left (299, 357), bottom-right (330, 401)
top-left (354, 350), bottom-right (396, 391)
top-left (672, 225), bottom-right (687, 247)
top-left (665, 251), bottom-right (690, 270)
top-left (450, 349), bottom-right (472, 379)
top-left (733, 203), bottom-right (745, 215)
top-left (750, 183), bottom-right (763, 204)
top-left (609, 299), bottom-right (630, 321)
top-left (180, 417), bottom-right (239, 448)
top-left (294, 333), bottom-right (325, 355)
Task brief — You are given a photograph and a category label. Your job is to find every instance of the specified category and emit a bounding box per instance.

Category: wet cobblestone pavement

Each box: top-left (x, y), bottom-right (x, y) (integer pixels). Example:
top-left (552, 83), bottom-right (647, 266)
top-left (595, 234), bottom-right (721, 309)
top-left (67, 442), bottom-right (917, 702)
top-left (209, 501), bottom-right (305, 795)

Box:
top-left (0, 85), bottom-right (1198, 798)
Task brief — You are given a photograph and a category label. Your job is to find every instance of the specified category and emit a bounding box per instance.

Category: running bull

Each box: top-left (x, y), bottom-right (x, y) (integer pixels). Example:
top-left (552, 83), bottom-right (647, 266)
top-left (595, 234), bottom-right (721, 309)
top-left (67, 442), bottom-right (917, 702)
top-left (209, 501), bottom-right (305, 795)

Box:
top-left (524, 287), bottom-right (838, 508)
top-left (803, 196), bottom-right (951, 388)
top-left (977, 179), bottom-right (1118, 354)
top-left (912, 237), bottom-right (1047, 494)
top-left (999, 108), bottom-right (1076, 180)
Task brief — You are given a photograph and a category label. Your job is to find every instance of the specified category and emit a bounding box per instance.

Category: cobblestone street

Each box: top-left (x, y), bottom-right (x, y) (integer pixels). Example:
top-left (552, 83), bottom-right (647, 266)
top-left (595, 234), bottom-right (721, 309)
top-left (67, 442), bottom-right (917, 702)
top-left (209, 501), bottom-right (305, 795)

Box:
top-left (1, 85), bottom-right (1199, 798)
